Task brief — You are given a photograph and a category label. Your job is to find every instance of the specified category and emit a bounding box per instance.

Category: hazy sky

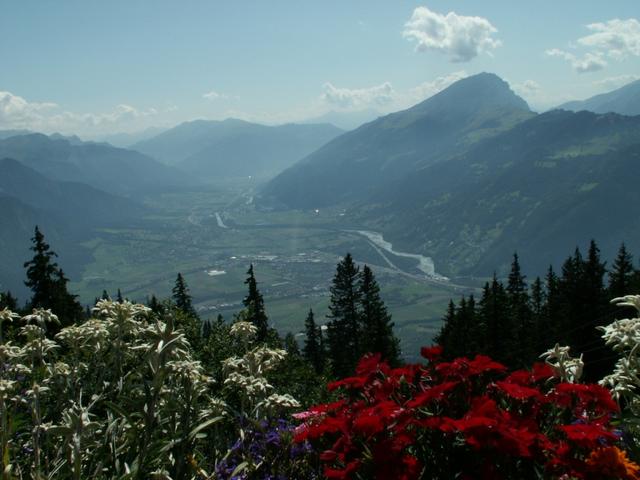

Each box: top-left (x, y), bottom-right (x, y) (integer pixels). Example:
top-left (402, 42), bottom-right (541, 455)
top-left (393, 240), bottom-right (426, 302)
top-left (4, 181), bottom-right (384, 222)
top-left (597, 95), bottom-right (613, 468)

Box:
top-left (1, 1), bottom-right (639, 136)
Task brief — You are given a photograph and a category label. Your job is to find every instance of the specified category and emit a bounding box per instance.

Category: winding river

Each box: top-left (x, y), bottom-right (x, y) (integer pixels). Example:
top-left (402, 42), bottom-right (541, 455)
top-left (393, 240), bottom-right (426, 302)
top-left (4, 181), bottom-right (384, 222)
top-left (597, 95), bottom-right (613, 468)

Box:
top-left (350, 230), bottom-right (445, 279)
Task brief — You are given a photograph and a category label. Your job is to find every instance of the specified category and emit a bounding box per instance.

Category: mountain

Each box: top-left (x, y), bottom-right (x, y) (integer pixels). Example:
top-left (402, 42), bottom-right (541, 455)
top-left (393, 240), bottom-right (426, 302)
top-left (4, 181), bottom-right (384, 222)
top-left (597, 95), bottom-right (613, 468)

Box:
top-left (365, 110), bottom-right (640, 276)
top-left (0, 157), bottom-right (147, 228)
top-left (302, 109), bottom-right (381, 131)
top-left (132, 118), bottom-right (344, 179)
top-left (0, 129), bottom-right (31, 140)
top-left (263, 73), bottom-right (534, 208)
top-left (0, 134), bottom-right (194, 196)
top-left (95, 127), bottom-right (167, 148)
top-left (0, 158), bottom-right (149, 298)
top-left (558, 78), bottom-right (640, 116)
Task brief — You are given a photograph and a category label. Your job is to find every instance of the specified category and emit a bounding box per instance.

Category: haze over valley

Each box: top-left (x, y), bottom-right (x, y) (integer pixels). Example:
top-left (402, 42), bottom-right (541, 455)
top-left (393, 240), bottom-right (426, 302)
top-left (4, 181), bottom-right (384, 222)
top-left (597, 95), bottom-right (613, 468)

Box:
top-left (2, 1), bottom-right (640, 358)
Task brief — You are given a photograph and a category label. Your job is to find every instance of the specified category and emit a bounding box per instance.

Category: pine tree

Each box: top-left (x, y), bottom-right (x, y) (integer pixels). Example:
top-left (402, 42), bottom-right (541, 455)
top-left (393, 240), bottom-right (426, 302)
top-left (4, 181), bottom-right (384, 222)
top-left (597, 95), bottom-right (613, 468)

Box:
top-left (116, 289), bottom-right (123, 303)
top-left (0, 291), bottom-right (18, 311)
top-left (543, 265), bottom-right (561, 347)
top-left (608, 243), bottom-right (635, 303)
top-left (24, 226), bottom-right (59, 310)
top-left (172, 273), bottom-right (197, 318)
top-left (506, 253), bottom-right (533, 366)
top-left (23, 226), bottom-right (82, 329)
top-left (303, 309), bottom-right (325, 373)
top-left (326, 253), bottom-right (361, 378)
top-left (359, 265), bottom-right (401, 366)
top-left (434, 299), bottom-right (457, 357)
top-left (243, 264), bottom-right (269, 341)
top-left (477, 275), bottom-right (512, 365)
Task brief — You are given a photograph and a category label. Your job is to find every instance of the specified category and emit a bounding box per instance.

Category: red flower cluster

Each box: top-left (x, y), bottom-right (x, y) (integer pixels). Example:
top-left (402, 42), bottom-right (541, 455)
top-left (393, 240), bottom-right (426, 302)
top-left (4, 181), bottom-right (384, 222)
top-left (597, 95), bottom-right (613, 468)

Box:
top-left (295, 347), bottom-right (637, 479)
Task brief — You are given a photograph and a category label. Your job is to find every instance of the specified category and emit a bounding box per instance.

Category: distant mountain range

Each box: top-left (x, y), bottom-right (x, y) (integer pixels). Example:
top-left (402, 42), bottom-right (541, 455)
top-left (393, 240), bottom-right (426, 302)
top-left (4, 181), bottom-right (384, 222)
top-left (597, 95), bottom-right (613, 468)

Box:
top-left (263, 73), bottom-right (640, 277)
top-left (132, 119), bottom-right (343, 179)
top-left (302, 109), bottom-right (382, 131)
top-left (0, 133), bottom-right (194, 197)
top-left (557, 78), bottom-right (640, 116)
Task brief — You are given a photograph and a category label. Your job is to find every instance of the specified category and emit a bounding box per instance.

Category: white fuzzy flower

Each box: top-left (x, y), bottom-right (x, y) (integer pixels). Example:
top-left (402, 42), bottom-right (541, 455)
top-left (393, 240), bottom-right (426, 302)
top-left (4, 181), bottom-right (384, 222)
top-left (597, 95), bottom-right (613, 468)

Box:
top-left (257, 393), bottom-right (300, 411)
top-left (230, 321), bottom-right (257, 341)
top-left (22, 308), bottom-right (59, 328)
top-left (0, 308), bottom-right (19, 324)
top-left (540, 343), bottom-right (583, 383)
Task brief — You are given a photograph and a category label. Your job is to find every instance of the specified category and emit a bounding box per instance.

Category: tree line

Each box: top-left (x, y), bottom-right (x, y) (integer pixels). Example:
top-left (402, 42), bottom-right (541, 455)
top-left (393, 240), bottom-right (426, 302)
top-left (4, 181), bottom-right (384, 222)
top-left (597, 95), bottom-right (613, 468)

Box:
top-left (435, 240), bottom-right (639, 380)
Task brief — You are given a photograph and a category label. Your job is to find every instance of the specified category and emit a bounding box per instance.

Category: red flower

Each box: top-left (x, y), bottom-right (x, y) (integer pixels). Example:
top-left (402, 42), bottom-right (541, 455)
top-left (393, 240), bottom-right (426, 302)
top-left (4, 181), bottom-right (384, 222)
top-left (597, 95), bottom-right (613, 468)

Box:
top-left (559, 423), bottom-right (618, 448)
top-left (420, 345), bottom-right (443, 361)
top-left (495, 380), bottom-right (543, 401)
top-left (324, 459), bottom-right (361, 479)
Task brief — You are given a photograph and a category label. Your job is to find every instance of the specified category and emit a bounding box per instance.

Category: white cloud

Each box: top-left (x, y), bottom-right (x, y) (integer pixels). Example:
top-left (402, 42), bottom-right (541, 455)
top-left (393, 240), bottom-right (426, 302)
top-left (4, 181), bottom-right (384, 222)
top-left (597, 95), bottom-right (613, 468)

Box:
top-left (321, 81), bottom-right (395, 110)
top-left (403, 6), bottom-right (501, 62)
top-left (408, 71), bottom-right (468, 102)
top-left (514, 80), bottom-right (541, 96)
top-left (593, 74), bottom-right (640, 90)
top-left (0, 91), bottom-right (58, 128)
top-left (203, 90), bottom-right (229, 101)
top-left (547, 18), bottom-right (639, 73)
top-left (0, 90), bottom-right (159, 135)
top-left (545, 48), bottom-right (607, 73)
top-left (579, 18), bottom-right (640, 59)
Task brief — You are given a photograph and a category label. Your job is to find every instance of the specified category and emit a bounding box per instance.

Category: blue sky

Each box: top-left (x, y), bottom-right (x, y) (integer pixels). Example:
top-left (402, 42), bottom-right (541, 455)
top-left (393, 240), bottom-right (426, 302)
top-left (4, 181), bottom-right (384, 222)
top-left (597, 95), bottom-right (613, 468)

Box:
top-left (1, 1), bottom-right (639, 136)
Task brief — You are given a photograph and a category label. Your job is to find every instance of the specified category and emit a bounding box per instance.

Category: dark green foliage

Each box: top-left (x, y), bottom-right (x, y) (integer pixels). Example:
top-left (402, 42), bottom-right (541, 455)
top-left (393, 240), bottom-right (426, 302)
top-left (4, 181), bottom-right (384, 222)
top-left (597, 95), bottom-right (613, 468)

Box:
top-left (116, 288), bottom-right (123, 303)
top-left (506, 254), bottom-right (533, 366)
top-left (23, 226), bottom-right (83, 330)
top-left (478, 275), bottom-right (513, 365)
top-left (435, 296), bottom-right (479, 360)
top-left (438, 242), bottom-right (627, 378)
top-left (326, 254), bottom-right (362, 378)
top-left (325, 255), bottom-right (400, 377)
top-left (303, 309), bottom-right (325, 373)
top-left (0, 291), bottom-right (18, 310)
top-left (609, 243), bottom-right (635, 304)
top-left (243, 264), bottom-right (269, 342)
top-left (172, 273), bottom-right (198, 318)
top-left (359, 265), bottom-right (401, 366)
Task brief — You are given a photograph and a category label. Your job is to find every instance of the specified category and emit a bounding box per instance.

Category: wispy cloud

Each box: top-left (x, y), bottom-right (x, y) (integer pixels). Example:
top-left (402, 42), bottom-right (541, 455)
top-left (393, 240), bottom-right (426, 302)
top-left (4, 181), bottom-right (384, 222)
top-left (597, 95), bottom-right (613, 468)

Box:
top-left (546, 17), bottom-right (639, 73)
top-left (321, 82), bottom-right (395, 110)
top-left (545, 49), bottom-right (607, 73)
top-left (0, 90), bottom-right (159, 135)
top-left (403, 6), bottom-right (500, 62)
top-left (202, 90), bottom-right (230, 101)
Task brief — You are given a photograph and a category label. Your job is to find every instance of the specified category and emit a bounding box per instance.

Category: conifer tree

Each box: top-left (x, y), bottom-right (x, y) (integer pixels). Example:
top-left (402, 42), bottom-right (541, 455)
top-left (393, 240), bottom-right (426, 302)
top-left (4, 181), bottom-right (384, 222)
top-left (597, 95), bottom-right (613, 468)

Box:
top-left (0, 291), bottom-right (18, 311)
top-left (543, 265), bottom-right (561, 346)
top-left (242, 264), bottom-right (269, 341)
top-left (477, 275), bottom-right (512, 365)
top-left (326, 253), bottom-right (361, 378)
top-left (172, 273), bottom-right (197, 318)
top-left (116, 289), bottom-right (123, 303)
top-left (359, 265), bottom-right (400, 366)
top-left (23, 226), bottom-right (82, 329)
top-left (506, 253), bottom-right (533, 365)
top-left (434, 299), bottom-right (457, 356)
top-left (303, 309), bottom-right (325, 373)
top-left (608, 243), bottom-right (635, 302)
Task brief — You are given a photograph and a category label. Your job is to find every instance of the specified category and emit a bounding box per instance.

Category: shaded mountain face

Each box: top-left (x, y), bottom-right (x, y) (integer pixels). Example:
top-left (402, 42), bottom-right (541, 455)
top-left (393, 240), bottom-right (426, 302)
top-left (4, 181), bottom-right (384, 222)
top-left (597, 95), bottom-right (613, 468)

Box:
top-left (0, 158), bottom-right (149, 299)
top-left (263, 73), bottom-right (534, 208)
top-left (358, 110), bottom-right (640, 276)
top-left (133, 119), bottom-right (344, 179)
top-left (0, 157), bottom-right (147, 228)
top-left (558, 78), bottom-right (640, 116)
top-left (0, 134), bottom-right (194, 197)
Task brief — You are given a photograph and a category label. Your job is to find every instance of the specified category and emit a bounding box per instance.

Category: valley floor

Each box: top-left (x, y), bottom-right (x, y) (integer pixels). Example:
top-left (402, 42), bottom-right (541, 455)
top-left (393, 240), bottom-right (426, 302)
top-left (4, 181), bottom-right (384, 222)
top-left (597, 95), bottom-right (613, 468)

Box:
top-left (70, 178), bottom-right (479, 360)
